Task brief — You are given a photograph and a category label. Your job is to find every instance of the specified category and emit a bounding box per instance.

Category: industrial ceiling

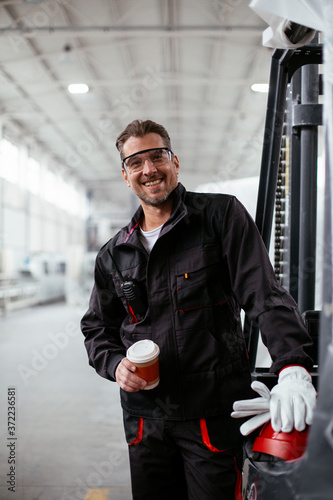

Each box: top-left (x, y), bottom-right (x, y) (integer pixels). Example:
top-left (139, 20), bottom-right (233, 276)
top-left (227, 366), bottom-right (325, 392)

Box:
top-left (0, 0), bottom-right (271, 217)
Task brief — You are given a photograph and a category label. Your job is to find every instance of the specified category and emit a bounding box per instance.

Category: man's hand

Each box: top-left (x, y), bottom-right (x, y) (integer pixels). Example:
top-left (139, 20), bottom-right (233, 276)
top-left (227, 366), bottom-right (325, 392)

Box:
top-left (115, 357), bottom-right (147, 392)
top-left (231, 366), bottom-right (317, 436)
top-left (270, 365), bottom-right (316, 433)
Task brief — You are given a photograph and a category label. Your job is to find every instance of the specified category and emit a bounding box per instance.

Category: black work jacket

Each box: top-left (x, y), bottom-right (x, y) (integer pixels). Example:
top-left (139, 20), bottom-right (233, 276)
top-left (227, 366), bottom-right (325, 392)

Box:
top-left (81, 183), bottom-right (313, 420)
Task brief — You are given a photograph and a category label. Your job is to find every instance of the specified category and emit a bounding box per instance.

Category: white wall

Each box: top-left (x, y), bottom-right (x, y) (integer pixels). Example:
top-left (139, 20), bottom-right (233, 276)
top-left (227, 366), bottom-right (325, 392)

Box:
top-left (0, 137), bottom-right (87, 276)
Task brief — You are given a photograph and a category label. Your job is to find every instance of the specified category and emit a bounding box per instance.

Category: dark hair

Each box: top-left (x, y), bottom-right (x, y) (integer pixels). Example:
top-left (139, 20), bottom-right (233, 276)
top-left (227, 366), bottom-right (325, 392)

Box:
top-left (115, 119), bottom-right (172, 159)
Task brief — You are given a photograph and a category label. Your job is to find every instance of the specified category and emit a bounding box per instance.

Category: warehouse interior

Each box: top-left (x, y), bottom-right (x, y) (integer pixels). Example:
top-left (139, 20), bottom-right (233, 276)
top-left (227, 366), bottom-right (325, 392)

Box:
top-left (0, 0), bottom-right (270, 289)
top-left (1, 1), bottom-right (328, 500)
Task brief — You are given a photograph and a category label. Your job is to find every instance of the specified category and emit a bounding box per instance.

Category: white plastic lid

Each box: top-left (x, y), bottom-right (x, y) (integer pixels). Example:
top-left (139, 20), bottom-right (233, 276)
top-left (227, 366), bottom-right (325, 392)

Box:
top-left (126, 340), bottom-right (159, 363)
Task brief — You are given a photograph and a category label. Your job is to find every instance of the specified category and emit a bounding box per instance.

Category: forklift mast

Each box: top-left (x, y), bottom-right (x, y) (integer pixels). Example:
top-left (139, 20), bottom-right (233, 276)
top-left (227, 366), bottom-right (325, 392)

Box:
top-left (243, 32), bottom-right (333, 499)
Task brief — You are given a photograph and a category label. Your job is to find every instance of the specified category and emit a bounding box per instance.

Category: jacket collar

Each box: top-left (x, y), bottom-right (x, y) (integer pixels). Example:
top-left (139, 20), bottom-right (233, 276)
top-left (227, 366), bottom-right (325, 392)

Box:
top-left (116, 183), bottom-right (188, 247)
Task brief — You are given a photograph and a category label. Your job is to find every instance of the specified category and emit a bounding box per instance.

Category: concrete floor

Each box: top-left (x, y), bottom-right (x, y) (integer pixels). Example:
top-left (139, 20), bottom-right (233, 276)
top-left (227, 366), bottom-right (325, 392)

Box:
top-left (0, 302), bottom-right (132, 500)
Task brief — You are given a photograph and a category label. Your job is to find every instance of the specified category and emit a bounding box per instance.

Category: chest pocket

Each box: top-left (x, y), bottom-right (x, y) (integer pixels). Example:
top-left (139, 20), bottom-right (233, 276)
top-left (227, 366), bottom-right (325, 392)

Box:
top-left (175, 245), bottom-right (226, 312)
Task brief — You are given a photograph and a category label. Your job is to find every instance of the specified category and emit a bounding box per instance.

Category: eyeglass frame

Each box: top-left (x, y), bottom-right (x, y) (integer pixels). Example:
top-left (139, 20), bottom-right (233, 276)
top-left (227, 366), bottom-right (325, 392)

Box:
top-left (121, 147), bottom-right (174, 173)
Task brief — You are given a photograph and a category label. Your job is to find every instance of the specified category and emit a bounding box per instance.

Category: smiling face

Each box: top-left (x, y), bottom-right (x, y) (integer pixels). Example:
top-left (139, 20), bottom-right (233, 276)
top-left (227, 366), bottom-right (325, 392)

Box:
top-left (121, 133), bottom-right (180, 209)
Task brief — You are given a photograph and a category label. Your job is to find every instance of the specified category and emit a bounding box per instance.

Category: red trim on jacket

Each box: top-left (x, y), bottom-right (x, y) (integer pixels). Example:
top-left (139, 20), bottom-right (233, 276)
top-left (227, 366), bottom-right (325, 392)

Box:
top-left (199, 418), bottom-right (228, 453)
top-left (124, 220), bottom-right (140, 243)
top-left (127, 417), bottom-right (143, 445)
top-left (128, 303), bottom-right (138, 323)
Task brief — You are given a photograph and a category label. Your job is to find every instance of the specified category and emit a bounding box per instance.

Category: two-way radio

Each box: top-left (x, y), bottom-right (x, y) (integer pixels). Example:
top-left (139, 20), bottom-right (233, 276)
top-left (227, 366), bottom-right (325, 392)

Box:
top-left (107, 249), bottom-right (146, 315)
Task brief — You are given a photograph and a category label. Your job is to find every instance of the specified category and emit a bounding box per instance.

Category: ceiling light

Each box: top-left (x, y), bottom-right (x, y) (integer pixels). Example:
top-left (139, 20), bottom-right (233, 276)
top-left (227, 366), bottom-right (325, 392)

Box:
top-left (68, 83), bottom-right (90, 94)
top-left (251, 83), bottom-right (269, 93)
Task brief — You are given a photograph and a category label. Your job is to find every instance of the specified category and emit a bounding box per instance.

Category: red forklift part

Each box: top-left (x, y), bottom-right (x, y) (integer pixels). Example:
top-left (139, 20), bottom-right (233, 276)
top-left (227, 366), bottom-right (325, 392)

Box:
top-left (252, 421), bottom-right (310, 461)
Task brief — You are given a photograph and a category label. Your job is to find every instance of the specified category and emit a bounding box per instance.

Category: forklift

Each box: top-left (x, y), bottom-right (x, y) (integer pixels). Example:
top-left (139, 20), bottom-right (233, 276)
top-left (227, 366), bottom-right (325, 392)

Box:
top-left (242, 26), bottom-right (333, 500)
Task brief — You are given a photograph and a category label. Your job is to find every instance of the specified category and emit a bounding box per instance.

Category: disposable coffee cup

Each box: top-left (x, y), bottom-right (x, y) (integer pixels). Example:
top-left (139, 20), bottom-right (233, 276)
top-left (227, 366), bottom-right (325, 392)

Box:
top-left (126, 340), bottom-right (160, 390)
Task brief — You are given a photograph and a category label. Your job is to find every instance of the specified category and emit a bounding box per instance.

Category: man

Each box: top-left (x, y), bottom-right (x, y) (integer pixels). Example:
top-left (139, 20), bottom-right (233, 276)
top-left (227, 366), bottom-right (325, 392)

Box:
top-left (81, 119), bottom-right (316, 500)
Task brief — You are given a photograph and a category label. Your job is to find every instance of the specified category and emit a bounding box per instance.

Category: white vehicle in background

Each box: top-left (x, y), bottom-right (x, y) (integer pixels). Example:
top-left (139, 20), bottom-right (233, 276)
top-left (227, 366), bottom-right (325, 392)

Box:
top-left (20, 252), bottom-right (66, 304)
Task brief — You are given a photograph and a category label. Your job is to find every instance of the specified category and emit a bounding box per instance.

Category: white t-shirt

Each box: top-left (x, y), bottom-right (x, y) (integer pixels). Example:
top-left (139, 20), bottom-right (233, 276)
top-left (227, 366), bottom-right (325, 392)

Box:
top-left (139, 224), bottom-right (163, 253)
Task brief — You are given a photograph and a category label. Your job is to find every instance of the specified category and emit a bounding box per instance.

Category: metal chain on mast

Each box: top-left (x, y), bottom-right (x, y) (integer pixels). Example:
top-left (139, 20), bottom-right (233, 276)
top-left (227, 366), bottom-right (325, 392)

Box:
top-left (274, 118), bottom-right (288, 284)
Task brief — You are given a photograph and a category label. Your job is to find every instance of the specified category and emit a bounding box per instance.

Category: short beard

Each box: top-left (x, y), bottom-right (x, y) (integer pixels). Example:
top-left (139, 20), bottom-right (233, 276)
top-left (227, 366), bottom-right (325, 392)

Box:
top-left (137, 190), bottom-right (171, 207)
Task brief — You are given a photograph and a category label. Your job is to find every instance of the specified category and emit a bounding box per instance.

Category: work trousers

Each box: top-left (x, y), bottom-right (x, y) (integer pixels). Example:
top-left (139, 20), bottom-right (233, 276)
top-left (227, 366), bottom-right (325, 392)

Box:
top-left (123, 412), bottom-right (243, 500)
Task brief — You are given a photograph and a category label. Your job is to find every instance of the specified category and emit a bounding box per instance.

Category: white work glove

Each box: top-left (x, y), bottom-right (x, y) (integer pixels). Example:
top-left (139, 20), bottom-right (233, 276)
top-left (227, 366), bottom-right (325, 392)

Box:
top-left (270, 365), bottom-right (316, 433)
top-left (231, 366), bottom-right (317, 436)
top-left (231, 380), bottom-right (271, 436)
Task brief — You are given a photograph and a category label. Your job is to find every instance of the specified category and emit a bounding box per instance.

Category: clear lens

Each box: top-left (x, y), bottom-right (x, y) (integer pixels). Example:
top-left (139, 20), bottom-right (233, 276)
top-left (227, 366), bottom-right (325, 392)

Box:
top-left (124, 148), bottom-right (171, 173)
